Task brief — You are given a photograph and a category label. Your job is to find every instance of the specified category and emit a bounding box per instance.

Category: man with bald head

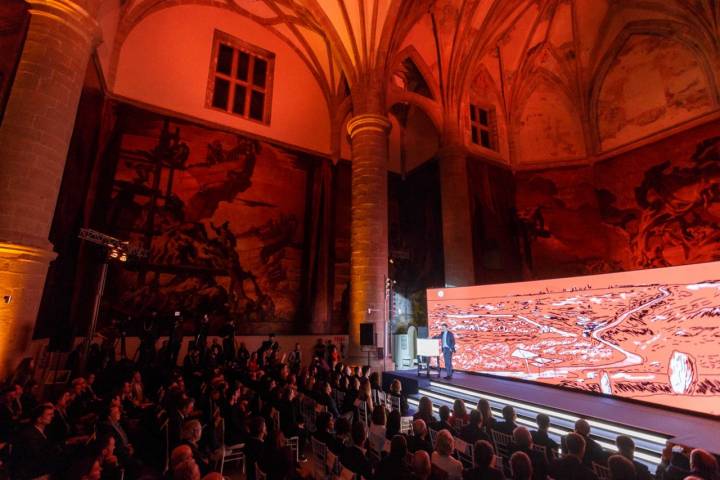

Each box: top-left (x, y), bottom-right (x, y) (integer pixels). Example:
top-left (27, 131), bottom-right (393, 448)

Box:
top-left (170, 444), bottom-right (194, 472)
top-left (572, 419), bottom-right (606, 466)
top-left (512, 426), bottom-right (548, 480)
top-left (408, 419), bottom-right (433, 454)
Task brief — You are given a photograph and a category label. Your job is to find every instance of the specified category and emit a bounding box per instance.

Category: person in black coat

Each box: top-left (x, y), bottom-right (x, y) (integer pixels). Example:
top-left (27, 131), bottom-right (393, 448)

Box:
top-left (313, 411), bottom-right (344, 455)
top-left (340, 421), bottom-right (373, 480)
top-left (429, 405), bottom-right (457, 436)
top-left (531, 413), bottom-right (559, 461)
top-left (616, 435), bottom-right (652, 480)
top-left (493, 405), bottom-right (518, 435)
top-left (317, 381), bottom-right (341, 418)
top-left (245, 416), bottom-right (267, 480)
top-left (407, 419), bottom-right (433, 455)
top-left (550, 433), bottom-right (599, 480)
top-left (463, 440), bottom-right (505, 480)
top-left (572, 419), bottom-right (607, 467)
top-left (433, 323), bottom-right (456, 379)
top-left (259, 429), bottom-right (297, 480)
top-left (11, 404), bottom-right (62, 479)
top-left (460, 409), bottom-right (491, 445)
top-left (375, 435), bottom-right (413, 480)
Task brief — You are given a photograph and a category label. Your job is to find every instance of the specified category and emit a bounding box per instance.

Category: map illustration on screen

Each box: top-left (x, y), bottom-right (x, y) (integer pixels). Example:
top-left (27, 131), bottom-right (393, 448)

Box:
top-left (427, 262), bottom-right (720, 416)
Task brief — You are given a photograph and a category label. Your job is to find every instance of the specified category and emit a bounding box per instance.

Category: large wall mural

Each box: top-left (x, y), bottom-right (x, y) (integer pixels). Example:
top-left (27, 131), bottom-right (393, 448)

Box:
top-left (516, 120), bottom-right (720, 279)
top-left (100, 105), bottom-right (332, 334)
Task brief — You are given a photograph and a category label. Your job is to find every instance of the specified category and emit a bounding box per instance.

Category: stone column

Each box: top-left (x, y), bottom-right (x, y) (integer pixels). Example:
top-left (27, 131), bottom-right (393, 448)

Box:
top-left (346, 114), bottom-right (391, 365)
top-left (0, 0), bottom-right (100, 376)
top-left (438, 143), bottom-right (475, 286)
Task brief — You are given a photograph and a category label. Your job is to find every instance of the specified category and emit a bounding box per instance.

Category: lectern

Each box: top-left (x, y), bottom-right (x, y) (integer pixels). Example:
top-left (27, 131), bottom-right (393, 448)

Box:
top-left (416, 338), bottom-right (441, 378)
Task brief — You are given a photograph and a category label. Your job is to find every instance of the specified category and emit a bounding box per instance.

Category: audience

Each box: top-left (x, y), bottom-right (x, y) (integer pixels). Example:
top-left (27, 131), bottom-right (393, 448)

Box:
top-left (1, 328), bottom-right (714, 480)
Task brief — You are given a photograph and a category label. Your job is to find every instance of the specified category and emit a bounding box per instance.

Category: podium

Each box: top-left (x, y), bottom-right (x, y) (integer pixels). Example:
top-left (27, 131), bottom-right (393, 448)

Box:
top-left (416, 338), bottom-right (441, 378)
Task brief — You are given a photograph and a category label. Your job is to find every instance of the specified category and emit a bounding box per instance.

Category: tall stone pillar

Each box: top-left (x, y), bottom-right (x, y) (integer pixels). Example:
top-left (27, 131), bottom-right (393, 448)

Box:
top-left (346, 114), bottom-right (391, 365)
top-left (0, 0), bottom-right (100, 376)
top-left (438, 143), bottom-right (475, 286)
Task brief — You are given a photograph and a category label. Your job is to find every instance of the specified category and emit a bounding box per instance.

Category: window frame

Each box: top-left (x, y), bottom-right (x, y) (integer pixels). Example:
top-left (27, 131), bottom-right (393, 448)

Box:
top-left (206, 30), bottom-right (276, 125)
top-left (468, 103), bottom-right (499, 152)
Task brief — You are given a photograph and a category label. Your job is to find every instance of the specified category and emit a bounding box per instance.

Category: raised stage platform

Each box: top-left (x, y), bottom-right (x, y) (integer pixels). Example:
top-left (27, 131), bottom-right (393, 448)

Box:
top-left (384, 369), bottom-right (720, 468)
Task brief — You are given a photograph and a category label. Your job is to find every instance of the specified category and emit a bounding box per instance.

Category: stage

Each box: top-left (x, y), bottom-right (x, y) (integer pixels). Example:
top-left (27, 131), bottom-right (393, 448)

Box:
top-left (384, 369), bottom-right (720, 466)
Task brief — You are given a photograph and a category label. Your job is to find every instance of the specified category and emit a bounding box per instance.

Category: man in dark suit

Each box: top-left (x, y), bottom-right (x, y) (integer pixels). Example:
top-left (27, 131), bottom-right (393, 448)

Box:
top-left (429, 405), bottom-right (457, 436)
top-left (314, 411), bottom-right (344, 455)
top-left (407, 419), bottom-right (433, 454)
top-left (550, 432), bottom-right (599, 480)
top-left (531, 413), bottom-right (559, 461)
top-left (433, 323), bottom-right (456, 379)
top-left (341, 421), bottom-right (373, 479)
top-left (463, 439), bottom-right (505, 480)
top-left (493, 405), bottom-right (518, 435)
top-left (460, 409), bottom-right (491, 444)
top-left (11, 404), bottom-right (61, 479)
top-left (245, 416), bottom-right (267, 480)
top-left (616, 435), bottom-right (652, 480)
top-left (573, 419), bottom-right (606, 466)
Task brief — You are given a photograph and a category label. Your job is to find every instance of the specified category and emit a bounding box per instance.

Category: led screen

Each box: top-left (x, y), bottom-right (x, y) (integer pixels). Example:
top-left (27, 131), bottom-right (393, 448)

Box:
top-left (427, 261), bottom-right (720, 416)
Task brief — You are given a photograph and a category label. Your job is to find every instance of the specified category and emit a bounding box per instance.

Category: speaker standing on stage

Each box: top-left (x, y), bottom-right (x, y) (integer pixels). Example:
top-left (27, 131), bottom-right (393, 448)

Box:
top-left (434, 323), bottom-right (456, 379)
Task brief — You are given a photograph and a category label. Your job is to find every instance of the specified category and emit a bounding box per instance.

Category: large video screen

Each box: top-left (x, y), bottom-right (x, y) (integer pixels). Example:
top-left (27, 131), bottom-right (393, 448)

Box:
top-left (427, 262), bottom-right (720, 416)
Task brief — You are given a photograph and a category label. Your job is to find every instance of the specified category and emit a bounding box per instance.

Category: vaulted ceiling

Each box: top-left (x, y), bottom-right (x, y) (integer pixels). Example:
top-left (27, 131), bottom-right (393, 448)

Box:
top-left (104, 0), bottom-right (720, 169)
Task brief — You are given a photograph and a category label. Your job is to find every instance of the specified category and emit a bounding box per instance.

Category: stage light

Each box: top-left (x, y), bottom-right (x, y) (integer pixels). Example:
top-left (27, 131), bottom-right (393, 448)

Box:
top-left (119, 253), bottom-right (127, 262)
top-left (109, 249), bottom-right (119, 258)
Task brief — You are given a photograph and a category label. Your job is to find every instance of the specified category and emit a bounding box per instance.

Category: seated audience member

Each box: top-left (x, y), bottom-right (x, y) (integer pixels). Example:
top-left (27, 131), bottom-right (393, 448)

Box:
top-left (386, 409), bottom-right (402, 439)
top-left (510, 451), bottom-right (533, 480)
top-left (314, 411), bottom-right (344, 455)
top-left (607, 454), bottom-right (636, 480)
top-left (460, 409), bottom-right (491, 444)
top-left (11, 404), bottom-right (61, 479)
top-left (334, 416), bottom-right (353, 448)
top-left (573, 419), bottom-right (606, 466)
top-left (174, 459), bottom-right (201, 480)
top-left (512, 426), bottom-right (548, 480)
top-left (689, 448), bottom-right (720, 480)
top-left (430, 405), bottom-right (457, 436)
top-left (375, 434), bottom-right (412, 480)
top-left (412, 450), bottom-right (432, 480)
top-left (64, 455), bottom-right (103, 480)
top-left (91, 433), bottom-right (123, 480)
top-left (246, 416), bottom-right (268, 480)
top-left (171, 445), bottom-right (194, 473)
top-left (432, 429), bottom-right (464, 480)
top-left (450, 399), bottom-right (470, 429)
top-left (408, 419), bottom-right (433, 454)
top-left (414, 396), bottom-right (437, 425)
top-left (463, 439), bottom-right (505, 480)
top-left (368, 404), bottom-right (388, 453)
top-left (656, 445), bottom-right (691, 480)
top-left (531, 413), bottom-right (558, 460)
top-left (477, 399), bottom-right (496, 434)
top-left (98, 405), bottom-right (135, 466)
top-left (550, 432), bottom-right (599, 480)
top-left (388, 379), bottom-right (409, 415)
top-left (0, 385), bottom-right (20, 441)
top-left (341, 421), bottom-right (373, 480)
top-left (180, 419), bottom-right (210, 475)
top-left (170, 397), bottom-right (196, 448)
top-left (616, 435), bottom-right (652, 480)
top-left (318, 381), bottom-right (341, 418)
top-left (259, 429), bottom-right (297, 480)
top-left (494, 406), bottom-right (518, 435)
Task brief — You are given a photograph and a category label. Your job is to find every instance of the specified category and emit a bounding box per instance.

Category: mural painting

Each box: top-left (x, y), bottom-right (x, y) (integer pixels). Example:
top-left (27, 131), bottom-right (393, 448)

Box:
top-left (515, 121), bottom-right (720, 279)
top-left (103, 108), bottom-right (312, 333)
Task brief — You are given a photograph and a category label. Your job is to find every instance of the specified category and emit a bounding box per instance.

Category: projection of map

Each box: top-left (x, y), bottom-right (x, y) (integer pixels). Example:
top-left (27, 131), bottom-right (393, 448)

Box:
top-left (427, 262), bottom-right (720, 416)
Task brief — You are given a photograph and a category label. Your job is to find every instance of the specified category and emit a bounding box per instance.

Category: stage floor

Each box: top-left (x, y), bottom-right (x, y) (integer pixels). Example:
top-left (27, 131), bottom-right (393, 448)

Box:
top-left (388, 369), bottom-right (720, 454)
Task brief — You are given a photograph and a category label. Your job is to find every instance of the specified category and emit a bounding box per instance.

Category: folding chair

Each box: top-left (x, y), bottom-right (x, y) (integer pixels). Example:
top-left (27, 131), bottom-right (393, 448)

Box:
top-left (454, 436), bottom-right (475, 468)
top-left (356, 400), bottom-right (369, 426)
top-left (491, 430), bottom-right (514, 460)
top-left (285, 435), bottom-right (300, 463)
top-left (256, 462), bottom-right (267, 480)
top-left (388, 394), bottom-right (401, 412)
top-left (217, 442), bottom-right (246, 475)
top-left (429, 428), bottom-right (439, 448)
top-left (400, 416), bottom-right (414, 435)
top-left (593, 462), bottom-right (611, 480)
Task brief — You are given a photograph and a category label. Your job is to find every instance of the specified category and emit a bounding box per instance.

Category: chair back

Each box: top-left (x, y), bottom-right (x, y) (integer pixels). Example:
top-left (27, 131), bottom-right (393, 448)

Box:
top-left (389, 394), bottom-right (401, 412)
top-left (285, 435), bottom-right (300, 462)
top-left (491, 429), bottom-right (514, 459)
top-left (454, 436), bottom-right (475, 467)
top-left (429, 428), bottom-right (439, 448)
top-left (311, 437), bottom-right (327, 463)
top-left (256, 462), bottom-right (267, 480)
top-left (593, 462), bottom-right (611, 480)
top-left (356, 399), bottom-right (369, 425)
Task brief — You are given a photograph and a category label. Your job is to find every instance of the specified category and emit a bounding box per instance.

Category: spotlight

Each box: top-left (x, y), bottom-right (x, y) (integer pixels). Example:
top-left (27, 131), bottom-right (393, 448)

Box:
top-left (119, 253), bottom-right (127, 262)
top-left (110, 249), bottom-right (119, 258)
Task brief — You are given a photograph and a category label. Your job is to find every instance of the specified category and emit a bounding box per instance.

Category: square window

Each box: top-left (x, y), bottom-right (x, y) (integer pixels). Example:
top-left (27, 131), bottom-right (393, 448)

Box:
top-left (207, 31), bottom-right (274, 123)
top-left (480, 130), bottom-right (491, 148)
top-left (469, 103), bottom-right (498, 151)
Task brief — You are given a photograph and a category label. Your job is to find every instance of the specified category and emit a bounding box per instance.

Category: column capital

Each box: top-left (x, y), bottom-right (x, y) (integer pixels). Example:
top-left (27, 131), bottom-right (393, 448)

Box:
top-left (26, 0), bottom-right (101, 46)
top-left (346, 114), bottom-right (392, 139)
